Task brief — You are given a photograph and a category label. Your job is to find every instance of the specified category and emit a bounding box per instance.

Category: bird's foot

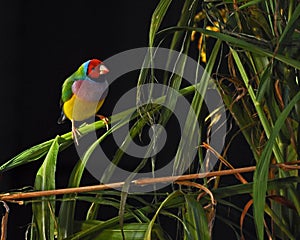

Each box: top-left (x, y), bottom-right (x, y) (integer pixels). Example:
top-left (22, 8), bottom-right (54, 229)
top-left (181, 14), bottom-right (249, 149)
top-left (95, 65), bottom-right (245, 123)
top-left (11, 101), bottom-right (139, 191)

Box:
top-left (72, 128), bottom-right (82, 145)
top-left (96, 115), bottom-right (109, 130)
top-left (71, 120), bottom-right (81, 145)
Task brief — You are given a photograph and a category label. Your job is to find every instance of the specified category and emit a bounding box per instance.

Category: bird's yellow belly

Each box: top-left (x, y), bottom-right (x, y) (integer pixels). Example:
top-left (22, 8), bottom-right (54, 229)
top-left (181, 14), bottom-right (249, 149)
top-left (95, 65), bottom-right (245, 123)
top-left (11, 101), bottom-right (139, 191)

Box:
top-left (63, 95), bottom-right (105, 121)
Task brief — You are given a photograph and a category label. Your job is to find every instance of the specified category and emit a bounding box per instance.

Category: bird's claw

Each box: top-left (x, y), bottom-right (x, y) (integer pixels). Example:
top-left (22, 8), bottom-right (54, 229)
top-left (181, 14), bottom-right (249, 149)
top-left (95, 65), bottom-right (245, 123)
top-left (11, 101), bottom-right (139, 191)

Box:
top-left (71, 120), bottom-right (81, 145)
top-left (96, 115), bottom-right (109, 131)
top-left (72, 128), bottom-right (82, 145)
top-left (71, 115), bottom-right (108, 145)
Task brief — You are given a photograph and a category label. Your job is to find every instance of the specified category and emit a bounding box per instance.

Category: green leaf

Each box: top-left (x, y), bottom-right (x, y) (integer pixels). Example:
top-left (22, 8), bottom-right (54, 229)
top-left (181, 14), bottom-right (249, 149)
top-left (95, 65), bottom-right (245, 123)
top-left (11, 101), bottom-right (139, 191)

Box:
top-left (53, 191), bottom-right (185, 239)
top-left (183, 195), bottom-right (210, 240)
top-left (31, 136), bottom-right (59, 240)
top-left (78, 194), bottom-right (151, 224)
top-left (230, 48), bottom-right (282, 160)
top-left (157, 27), bottom-right (300, 70)
top-left (173, 39), bottom-right (222, 174)
top-left (58, 127), bottom-right (114, 239)
top-left (87, 117), bottom-right (149, 221)
top-left (153, 0), bottom-right (199, 175)
top-left (96, 224), bottom-right (166, 240)
top-left (0, 140), bottom-right (53, 173)
top-left (253, 91), bottom-right (300, 240)
top-left (168, 0), bottom-right (198, 51)
top-left (75, 222), bottom-right (165, 240)
top-left (145, 191), bottom-right (183, 240)
top-left (64, 205), bottom-right (153, 240)
top-left (256, 64), bottom-right (272, 103)
top-left (279, 3), bottom-right (300, 44)
top-left (210, 176), bottom-right (300, 200)
top-left (149, 0), bottom-right (172, 47)
top-left (239, 0), bottom-right (262, 10)
top-left (264, 205), bottom-right (296, 240)
top-left (0, 118), bottom-right (112, 173)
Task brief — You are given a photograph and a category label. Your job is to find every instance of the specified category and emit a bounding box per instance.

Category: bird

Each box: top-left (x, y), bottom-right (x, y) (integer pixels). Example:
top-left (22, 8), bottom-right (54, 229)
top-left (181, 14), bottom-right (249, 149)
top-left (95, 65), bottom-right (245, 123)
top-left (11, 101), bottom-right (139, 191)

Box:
top-left (58, 59), bottom-right (109, 145)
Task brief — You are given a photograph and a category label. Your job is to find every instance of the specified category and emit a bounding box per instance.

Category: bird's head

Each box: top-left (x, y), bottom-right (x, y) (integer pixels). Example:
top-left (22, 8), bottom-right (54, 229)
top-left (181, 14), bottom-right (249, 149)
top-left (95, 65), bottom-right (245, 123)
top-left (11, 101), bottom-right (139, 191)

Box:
top-left (84, 59), bottom-right (109, 80)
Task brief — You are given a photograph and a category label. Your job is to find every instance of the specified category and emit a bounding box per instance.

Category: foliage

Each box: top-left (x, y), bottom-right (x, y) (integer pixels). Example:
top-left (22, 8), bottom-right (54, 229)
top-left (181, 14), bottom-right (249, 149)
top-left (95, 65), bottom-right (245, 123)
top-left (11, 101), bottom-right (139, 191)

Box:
top-left (1, 0), bottom-right (300, 239)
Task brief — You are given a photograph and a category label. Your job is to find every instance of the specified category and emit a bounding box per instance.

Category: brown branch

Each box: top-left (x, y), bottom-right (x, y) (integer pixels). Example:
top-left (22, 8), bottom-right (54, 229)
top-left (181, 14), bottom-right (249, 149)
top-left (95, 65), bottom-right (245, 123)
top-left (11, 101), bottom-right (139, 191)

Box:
top-left (0, 201), bottom-right (9, 240)
top-left (0, 182), bottom-right (125, 202)
top-left (133, 166), bottom-right (256, 185)
top-left (0, 167), bottom-right (256, 202)
top-left (0, 161), bottom-right (299, 202)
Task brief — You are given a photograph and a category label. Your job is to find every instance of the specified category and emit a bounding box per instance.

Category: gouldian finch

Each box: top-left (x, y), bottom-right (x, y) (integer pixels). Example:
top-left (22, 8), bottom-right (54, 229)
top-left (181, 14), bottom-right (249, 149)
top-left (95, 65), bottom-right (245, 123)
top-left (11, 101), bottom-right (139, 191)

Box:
top-left (58, 59), bottom-right (109, 144)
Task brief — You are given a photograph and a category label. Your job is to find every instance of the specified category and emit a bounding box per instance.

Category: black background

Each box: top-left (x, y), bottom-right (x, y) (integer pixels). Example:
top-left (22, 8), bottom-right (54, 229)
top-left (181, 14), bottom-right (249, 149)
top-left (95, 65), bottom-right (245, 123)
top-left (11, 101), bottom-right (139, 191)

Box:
top-left (0, 1), bottom-right (253, 239)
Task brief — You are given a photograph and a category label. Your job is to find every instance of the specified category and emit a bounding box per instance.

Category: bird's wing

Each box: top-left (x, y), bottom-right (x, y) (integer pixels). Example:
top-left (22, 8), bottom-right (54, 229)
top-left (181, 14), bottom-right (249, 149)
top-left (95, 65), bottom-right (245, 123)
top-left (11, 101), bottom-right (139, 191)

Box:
top-left (58, 77), bottom-right (75, 124)
top-left (61, 77), bottom-right (75, 104)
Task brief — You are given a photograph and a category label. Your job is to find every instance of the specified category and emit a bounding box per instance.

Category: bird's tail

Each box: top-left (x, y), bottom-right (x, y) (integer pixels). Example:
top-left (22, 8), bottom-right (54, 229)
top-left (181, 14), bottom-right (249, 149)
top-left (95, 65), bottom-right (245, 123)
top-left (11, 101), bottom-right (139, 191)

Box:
top-left (57, 111), bottom-right (67, 124)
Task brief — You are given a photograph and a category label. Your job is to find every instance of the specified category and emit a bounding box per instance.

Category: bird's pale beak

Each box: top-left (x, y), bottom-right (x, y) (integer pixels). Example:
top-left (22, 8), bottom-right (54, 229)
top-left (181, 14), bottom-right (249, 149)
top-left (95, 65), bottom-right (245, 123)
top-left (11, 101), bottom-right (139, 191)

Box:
top-left (99, 64), bottom-right (109, 75)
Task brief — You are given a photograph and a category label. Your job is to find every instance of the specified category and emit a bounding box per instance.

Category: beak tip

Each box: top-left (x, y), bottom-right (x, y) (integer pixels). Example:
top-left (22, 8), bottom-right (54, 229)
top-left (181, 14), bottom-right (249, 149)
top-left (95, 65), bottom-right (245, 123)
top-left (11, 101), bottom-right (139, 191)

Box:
top-left (100, 64), bottom-right (109, 75)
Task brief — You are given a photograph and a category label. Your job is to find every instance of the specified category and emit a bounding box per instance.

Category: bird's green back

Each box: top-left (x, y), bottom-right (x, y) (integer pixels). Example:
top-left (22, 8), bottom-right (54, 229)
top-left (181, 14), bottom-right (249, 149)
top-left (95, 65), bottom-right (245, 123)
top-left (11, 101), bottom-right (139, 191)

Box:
top-left (60, 64), bottom-right (86, 104)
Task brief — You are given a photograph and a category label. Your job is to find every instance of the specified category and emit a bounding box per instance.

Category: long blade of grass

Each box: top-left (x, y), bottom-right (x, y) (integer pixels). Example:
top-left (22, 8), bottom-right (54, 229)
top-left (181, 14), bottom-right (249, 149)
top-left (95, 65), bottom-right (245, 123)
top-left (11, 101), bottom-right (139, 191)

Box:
top-left (157, 27), bottom-right (300, 70)
top-left (264, 205), bottom-right (296, 240)
top-left (210, 176), bottom-right (300, 200)
top-left (183, 194), bottom-right (210, 240)
top-left (159, 0), bottom-right (198, 119)
top-left (87, 111), bottom-right (158, 220)
top-left (0, 120), bottom-right (107, 173)
top-left (145, 191), bottom-right (183, 240)
top-left (279, 3), bottom-right (300, 44)
top-left (65, 193), bottom-right (186, 240)
top-left (229, 46), bottom-right (300, 238)
top-left (239, 0), bottom-right (263, 10)
top-left (253, 91), bottom-right (300, 240)
top-left (230, 48), bottom-right (282, 160)
top-left (173, 39), bottom-right (222, 174)
top-left (76, 223), bottom-right (165, 240)
top-left (149, 0), bottom-right (173, 47)
top-left (137, 0), bottom-right (173, 92)
top-left (0, 140), bottom-right (53, 173)
top-left (31, 136), bottom-right (59, 240)
top-left (151, 0), bottom-right (199, 176)
top-left (58, 122), bottom-right (124, 239)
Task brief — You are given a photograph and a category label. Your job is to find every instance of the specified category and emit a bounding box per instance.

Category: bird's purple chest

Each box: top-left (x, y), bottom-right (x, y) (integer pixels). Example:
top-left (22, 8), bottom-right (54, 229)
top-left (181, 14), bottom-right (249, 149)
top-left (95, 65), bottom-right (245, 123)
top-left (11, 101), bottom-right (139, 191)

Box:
top-left (72, 79), bottom-right (108, 102)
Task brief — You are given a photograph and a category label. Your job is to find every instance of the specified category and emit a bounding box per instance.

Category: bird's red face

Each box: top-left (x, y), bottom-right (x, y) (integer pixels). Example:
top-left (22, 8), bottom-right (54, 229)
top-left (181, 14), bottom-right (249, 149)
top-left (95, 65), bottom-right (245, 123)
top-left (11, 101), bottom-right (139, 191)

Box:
top-left (87, 59), bottom-right (109, 79)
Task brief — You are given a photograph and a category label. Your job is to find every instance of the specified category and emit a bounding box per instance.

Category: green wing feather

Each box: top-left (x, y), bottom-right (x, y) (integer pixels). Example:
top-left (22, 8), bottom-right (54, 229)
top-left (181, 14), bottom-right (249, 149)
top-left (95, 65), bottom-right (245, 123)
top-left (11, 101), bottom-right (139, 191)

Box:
top-left (58, 77), bottom-right (74, 124)
top-left (58, 64), bottom-right (86, 124)
top-left (60, 64), bottom-right (86, 104)
top-left (61, 77), bottom-right (75, 104)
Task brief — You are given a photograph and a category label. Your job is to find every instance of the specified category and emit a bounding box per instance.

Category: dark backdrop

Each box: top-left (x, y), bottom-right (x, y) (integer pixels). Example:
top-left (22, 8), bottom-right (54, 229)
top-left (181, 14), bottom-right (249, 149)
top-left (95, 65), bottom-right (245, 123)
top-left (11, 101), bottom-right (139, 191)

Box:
top-left (0, 1), bottom-right (159, 238)
top-left (0, 1), bottom-right (252, 239)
